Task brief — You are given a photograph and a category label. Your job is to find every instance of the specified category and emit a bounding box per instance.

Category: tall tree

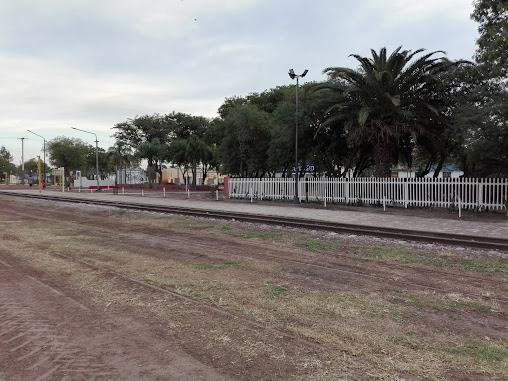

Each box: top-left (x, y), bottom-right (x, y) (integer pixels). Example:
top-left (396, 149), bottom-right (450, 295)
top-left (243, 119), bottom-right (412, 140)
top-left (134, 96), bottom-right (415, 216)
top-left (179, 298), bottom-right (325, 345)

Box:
top-left (0, 146), bottom-right (13, 163)
top-left (168, 136), bottom-right (211, 186)
top-left (219, 104), bottom-right (272, 177)
top-left (21, 159), bottom-right (39, 179)
top-left (113, 114), bottom-right (175, 181)
top-left (318, 47), bottom-right (452, 177)
top-left (170, 112), bottom-right (209, 139)
top-left (136, 138), bottom-right (163, 187)
top-left (0, 146), bottom-right (17, 177)
top-left (113, 114), bottom-right (175, 148)
top-left (107, 142), bottom-right (138, 183)
top-left (444, 65), bottom-right (508, 176)
top-left (471, 0), bottom-right (508, 79)
top-left (47, 137), bottom-right (91, 186)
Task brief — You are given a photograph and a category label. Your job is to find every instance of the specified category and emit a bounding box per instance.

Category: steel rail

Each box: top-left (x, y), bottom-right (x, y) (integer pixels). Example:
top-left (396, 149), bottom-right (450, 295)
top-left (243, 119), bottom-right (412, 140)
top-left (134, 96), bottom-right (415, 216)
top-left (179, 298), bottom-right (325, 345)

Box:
top-left (2, 190), bottom-right (507, 251)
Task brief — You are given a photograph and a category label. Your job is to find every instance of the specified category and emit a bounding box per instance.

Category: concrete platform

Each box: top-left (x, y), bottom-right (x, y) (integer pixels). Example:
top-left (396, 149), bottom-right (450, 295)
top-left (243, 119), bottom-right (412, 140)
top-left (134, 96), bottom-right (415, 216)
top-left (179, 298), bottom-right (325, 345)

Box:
top-left (2, 188), bottom-right (507, 241)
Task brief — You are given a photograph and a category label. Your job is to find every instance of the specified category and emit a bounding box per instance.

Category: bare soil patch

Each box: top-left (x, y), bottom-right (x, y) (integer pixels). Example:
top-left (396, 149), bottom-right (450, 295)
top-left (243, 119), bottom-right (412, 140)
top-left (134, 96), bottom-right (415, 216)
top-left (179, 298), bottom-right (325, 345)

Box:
top-left (1, 194), bottom-right (507, 380)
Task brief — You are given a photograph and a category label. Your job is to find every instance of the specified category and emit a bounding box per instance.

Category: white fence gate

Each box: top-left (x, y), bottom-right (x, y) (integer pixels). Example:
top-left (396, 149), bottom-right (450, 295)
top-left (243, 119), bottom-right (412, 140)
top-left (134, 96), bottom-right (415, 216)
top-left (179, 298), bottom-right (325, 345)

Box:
top-left (228, 177), bottom-right (508, 211)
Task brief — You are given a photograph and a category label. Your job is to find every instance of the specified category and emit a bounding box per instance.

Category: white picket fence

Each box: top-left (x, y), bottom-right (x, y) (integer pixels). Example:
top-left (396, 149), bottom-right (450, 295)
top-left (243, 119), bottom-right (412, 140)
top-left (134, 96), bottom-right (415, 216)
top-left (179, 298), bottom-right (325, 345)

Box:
top-left (228, 177), bottom-right (508, 211)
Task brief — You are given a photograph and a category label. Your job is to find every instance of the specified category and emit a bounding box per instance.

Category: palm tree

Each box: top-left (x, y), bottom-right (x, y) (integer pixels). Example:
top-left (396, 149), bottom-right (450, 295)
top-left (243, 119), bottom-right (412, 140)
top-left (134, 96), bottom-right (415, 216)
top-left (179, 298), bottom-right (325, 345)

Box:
top-left (320, 47), bottom-right (450, 177)
top-left (136, 138), bottom-right (162, 187)
top-left (108, 141), bottom-right (137, 185)
top-left (169, 136), bottom-right (211, 187)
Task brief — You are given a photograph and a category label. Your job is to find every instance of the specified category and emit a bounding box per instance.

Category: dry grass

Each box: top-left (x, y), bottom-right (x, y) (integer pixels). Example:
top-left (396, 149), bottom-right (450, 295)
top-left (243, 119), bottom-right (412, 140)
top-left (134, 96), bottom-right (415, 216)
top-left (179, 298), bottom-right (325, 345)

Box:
top-left (2, 200), bottom-right (507, 380)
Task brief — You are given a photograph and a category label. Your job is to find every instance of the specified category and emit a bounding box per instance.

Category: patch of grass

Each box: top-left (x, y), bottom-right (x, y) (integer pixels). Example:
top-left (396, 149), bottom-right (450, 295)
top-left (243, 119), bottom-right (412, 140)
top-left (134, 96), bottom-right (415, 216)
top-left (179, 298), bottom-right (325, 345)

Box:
top-left (234, 231), bottom-right (282, 239)
top-left (264, 281), bottom-right (287, 298)
top-left (389, 333), bottom-right (424, 350)
top-left (389, 292), bottom-right (425, 306)
top-left (348, 246), bottom-right (446, 267)
top-left (389, 292), bottom-right (492, 313)
top-left (405, 252), bottom-right (446, 266)
top-left (218, 224), bottom-right (232, 230)
top-left (349, 246), bottom-right (507, 274)
top-left (30, 225), bottom-right (80, 234)
top-left (390, 308), bottom-right (407, 324)
top-left (456, 258), bottom-right (508, 273)
top-left (297, 238), bottom-right (342, 252)
top-left (448, 300), bottom-right (492, 313)
top-left (183, 260), bottom-right (250, 270)
top-left (445, 343), bottom-right (508, 363)
top-left (350, 246), bottom-right (445, 266)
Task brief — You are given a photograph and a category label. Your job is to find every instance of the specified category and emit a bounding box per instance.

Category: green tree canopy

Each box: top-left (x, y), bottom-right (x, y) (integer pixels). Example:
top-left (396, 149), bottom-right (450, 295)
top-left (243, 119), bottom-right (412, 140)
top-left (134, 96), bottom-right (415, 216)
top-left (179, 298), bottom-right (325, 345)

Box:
top-left (1, 146), bottom-right (13, 163)
top-left (21, 158), bottom-right (39, 178)
top-left (316, 47), bottom-right (455, 177)
top-left (444, 65), bottom-right (508, 176)
top-left (471, 0), bottom-right (508, 78)
top-left (113, 114), bottom-right (175, 149)
top-left (0, 146), bottom-right (17, 176)
top-left (47, 137), bottom-right (91, 185)
top-left (219, 104), bottom-right (272, 177)
top-left (136, 138), bottom-right (164, 187)
top-left (167, 136), bottom-right (211, 186)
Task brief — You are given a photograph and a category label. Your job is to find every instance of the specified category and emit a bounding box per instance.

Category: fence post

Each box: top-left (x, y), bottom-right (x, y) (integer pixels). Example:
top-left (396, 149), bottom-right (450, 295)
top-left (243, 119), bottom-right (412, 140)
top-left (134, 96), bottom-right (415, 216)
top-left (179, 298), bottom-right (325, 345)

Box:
top-left (477, 179), bottom-right (483, 210)
top-left (224, 176), bottom-right (229, 198)
top-left (404, 181), bottom-right (409, 208)
top-left (250, 187), bottom-right (253, 203)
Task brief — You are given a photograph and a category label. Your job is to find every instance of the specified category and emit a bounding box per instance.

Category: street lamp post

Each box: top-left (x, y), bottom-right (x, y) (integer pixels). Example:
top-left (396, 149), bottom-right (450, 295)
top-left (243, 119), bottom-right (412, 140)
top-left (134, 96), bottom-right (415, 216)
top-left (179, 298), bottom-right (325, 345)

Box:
top-left (288, 68), bottom-right (308, 204)
top-left (18, 137), bottom-right (26, 185)
top-left (27, 130), bottom-right (46, 183)
top-left (71, 127), bottom-right (100, 191)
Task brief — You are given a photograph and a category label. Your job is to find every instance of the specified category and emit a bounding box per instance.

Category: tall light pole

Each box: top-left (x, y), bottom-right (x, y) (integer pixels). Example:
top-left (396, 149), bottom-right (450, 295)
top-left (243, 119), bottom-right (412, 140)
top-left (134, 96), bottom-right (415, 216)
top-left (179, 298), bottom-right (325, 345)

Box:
top-left (27, 130), bottom-right (46, 183)
top-left (18, 137), bottom-right (26, 185)
top-left (288, 68), bottom-right (308, 204)
top-left (71, 127), bottom-right (100, 191)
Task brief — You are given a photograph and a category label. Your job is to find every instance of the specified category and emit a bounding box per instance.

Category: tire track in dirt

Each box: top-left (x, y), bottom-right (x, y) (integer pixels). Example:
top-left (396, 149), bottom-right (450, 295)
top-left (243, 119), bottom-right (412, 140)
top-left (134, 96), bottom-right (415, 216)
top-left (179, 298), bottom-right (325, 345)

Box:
top-left (0, 259), bottom-right (235, 381)
top-left (0, 264), bottom-right (116, 380)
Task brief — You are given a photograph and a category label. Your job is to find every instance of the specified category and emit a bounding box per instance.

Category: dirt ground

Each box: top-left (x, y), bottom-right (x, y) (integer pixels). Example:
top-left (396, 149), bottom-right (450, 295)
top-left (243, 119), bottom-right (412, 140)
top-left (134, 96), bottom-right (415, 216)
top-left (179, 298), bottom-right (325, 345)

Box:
top-left (1, 194), bottom-right (507, 380)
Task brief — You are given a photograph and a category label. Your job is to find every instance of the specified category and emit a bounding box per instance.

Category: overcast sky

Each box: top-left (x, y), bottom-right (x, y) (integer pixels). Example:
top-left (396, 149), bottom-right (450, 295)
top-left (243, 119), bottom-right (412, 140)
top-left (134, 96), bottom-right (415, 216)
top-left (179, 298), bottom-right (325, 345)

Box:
top-left (0, 0), bottom-right (478, 165)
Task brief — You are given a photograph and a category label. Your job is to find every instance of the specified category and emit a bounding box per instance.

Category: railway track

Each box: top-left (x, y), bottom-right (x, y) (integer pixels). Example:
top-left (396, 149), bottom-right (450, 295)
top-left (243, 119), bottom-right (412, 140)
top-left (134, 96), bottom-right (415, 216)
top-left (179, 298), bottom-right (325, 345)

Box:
top-left (2, 190), bottom-right (507, 251)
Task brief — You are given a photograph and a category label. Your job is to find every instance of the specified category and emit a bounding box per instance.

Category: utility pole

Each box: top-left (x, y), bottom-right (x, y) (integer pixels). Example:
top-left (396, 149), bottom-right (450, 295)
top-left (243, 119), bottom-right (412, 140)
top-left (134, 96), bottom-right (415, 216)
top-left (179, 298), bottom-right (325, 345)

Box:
top-left (27, 130), bottom-right (47, 183)
top-left (18, 137), bottom-right (26, 185)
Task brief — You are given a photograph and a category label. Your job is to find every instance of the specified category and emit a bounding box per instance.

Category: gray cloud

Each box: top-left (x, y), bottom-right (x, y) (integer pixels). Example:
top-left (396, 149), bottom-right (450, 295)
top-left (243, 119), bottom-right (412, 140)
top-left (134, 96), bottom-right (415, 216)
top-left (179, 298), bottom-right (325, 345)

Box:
top-left (0, 0), bottom-right (478, 163)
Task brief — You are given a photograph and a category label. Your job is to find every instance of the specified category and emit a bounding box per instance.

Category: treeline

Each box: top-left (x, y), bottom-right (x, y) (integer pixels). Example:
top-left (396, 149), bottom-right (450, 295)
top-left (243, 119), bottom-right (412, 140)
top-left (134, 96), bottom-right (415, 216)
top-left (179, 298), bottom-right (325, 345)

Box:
top-left (107, 47), bottom-right (507, 183)
top-left (4, 47), bottom-right (506, 185)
